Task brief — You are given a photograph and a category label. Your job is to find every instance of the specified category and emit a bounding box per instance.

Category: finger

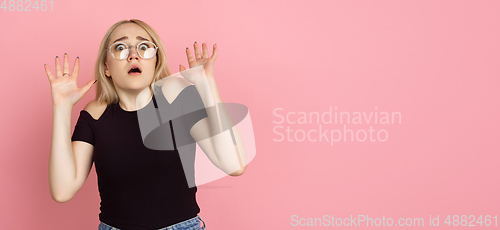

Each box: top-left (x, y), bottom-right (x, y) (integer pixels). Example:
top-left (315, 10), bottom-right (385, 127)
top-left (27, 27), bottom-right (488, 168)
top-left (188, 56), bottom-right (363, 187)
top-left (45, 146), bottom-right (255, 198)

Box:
top-left (80, 79), bottom-right (96, 97)
top-left (72, 57), bottom-right (80, 77)
top-left (210, 44), bottom-right (218, 62)
top-left (185, 47), bottom-right (195, 64)
top-left (63, 53), bottom-right (70, 76)
top-left (55, 55), bottom-right (62, 77)
top-left (179, 64), bottom-right (186, 72)
top-left (202, 43), bottom-right (209, 58)
top-left (193, 41), bottom-right (202, 59)
top-left (44, 64), bottom-right (55, 82)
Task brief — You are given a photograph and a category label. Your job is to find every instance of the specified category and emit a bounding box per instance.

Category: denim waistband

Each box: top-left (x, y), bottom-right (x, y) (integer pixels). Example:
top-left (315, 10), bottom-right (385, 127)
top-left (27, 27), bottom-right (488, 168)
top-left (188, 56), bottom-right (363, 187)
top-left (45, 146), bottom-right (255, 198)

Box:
top-left (98, 215), bottom-right (206, 230)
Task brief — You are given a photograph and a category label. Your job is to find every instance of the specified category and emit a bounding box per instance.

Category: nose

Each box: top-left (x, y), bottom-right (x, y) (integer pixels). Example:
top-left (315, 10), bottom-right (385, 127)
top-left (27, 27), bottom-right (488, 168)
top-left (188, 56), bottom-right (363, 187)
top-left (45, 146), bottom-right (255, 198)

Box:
top-left (128, 46), bottom-right (140, 61)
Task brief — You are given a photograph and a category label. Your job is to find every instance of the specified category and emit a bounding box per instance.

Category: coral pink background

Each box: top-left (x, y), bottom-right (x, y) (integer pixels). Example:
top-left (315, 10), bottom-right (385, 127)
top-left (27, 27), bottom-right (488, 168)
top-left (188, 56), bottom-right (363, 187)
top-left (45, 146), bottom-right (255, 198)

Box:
top-left (1, 0), bottom-right (499, 229)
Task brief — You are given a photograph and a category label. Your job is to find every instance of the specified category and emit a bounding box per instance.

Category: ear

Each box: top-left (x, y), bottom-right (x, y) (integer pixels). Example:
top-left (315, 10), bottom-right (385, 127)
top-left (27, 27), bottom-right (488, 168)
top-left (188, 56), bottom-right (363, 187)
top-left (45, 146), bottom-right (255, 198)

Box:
top-left (104, 62), bottom-right (110, 77)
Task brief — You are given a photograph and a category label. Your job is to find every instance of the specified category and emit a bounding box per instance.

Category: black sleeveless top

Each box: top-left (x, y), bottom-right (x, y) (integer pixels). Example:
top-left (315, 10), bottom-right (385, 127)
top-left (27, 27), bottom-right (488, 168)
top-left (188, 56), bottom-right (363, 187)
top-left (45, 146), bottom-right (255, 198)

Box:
top-left (71, 84), bottom-right (208, 230)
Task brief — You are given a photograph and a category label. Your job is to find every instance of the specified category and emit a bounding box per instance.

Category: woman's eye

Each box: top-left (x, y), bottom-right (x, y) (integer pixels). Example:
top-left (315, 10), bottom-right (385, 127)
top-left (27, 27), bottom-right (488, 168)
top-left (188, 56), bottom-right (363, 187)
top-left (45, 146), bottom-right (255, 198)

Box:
top-left (116, 45), bottom-right (126, 50)
top-left (139, 44), bottom-right (148, 50)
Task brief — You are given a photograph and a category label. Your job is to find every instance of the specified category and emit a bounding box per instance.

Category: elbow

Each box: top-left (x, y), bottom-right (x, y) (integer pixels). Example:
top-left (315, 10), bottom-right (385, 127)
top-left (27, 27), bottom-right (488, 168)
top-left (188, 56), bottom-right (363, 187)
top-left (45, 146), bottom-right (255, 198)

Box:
top-left (52, 194), bottom-right (70, 203)
top-left (50, 190), bottom-right (72, 203)
top-left (228, 164), bottom-right (247, 177)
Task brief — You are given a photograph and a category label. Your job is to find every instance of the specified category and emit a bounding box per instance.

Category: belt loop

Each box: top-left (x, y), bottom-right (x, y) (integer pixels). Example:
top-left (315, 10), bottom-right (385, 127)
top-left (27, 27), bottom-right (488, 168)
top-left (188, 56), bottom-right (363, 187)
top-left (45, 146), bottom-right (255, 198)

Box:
top-left (198, 215), bottom-right (206, 229)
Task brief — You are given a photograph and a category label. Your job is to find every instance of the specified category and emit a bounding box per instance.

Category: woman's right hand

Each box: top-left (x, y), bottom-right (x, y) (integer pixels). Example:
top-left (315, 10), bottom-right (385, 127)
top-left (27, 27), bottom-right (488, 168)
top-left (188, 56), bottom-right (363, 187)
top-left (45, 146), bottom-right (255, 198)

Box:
top-left (44, 53), bottom-right (96, 107)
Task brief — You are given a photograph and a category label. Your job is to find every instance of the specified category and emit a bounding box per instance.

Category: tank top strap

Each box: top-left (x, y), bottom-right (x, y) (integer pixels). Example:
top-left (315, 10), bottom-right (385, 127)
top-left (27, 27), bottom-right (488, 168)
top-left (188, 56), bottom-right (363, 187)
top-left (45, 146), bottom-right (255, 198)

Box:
top-left (151, 93), bottom-right (177, 151)
top-left (169, 120), bottom-right (178, 151)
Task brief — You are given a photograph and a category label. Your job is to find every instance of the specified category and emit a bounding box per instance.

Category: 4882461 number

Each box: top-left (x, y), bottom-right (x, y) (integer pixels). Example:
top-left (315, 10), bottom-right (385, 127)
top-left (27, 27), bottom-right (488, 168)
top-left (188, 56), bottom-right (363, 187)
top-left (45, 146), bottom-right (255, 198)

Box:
top-left (1, 0), bottom-right (53, 11)
top-left (444, 215), bottom-right (497, 227)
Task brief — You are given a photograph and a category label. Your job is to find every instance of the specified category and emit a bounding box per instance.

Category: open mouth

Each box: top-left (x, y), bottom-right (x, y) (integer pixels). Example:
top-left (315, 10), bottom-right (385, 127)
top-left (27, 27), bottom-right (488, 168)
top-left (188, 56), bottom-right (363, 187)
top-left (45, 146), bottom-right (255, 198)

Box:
top-left (128, 67), bottom-right (142, 74)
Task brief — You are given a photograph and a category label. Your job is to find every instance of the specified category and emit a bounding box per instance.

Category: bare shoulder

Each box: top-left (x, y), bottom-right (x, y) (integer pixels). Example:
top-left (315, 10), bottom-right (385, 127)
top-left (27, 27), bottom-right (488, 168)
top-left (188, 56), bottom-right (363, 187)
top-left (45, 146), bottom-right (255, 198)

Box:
top-left (83, 99), bottom-right (108, 120)
top-left (161, 75), bottom-right (193, 103)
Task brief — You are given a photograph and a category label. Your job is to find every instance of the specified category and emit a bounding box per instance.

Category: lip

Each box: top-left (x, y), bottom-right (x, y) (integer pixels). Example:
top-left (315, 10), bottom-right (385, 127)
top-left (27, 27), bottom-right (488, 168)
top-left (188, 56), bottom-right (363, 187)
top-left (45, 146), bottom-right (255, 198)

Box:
top-left (128, 64), bottom-right (142, 74)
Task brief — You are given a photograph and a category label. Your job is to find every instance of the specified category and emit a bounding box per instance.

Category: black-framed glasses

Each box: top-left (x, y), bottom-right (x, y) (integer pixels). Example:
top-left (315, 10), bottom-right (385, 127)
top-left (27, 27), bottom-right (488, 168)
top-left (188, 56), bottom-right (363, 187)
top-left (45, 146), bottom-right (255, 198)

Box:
top-left (106, 41), bottom-right (158, 60)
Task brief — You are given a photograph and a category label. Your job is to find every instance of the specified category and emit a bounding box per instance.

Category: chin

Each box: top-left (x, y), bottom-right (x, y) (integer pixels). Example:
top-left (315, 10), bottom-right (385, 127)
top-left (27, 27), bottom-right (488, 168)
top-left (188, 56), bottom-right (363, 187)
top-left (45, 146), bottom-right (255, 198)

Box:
top-left (115, 81), bottom-right (149, 92)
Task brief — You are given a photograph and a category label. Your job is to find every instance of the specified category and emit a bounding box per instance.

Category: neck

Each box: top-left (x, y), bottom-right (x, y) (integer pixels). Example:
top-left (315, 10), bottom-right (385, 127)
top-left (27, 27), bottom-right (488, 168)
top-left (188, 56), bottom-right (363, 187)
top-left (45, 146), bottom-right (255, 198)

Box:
top-left (116, 86), bottom-right (154, 112)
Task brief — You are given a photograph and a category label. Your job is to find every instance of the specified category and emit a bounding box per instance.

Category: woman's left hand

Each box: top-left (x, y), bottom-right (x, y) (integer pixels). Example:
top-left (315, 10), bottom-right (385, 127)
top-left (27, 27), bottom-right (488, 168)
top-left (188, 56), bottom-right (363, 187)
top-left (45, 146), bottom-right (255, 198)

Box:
top-left (180, 42), bottom-right (217, 82)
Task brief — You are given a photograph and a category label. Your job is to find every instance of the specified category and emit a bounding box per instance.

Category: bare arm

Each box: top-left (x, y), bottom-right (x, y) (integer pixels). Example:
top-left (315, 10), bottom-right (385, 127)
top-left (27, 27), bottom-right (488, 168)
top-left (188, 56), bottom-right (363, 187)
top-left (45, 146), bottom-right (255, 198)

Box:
top-left (49, 105), bottom-right (94, 202)
top-left (45, 54), bottom-right (96, 202)
top-left (181, 43), bottom-right (247, 176)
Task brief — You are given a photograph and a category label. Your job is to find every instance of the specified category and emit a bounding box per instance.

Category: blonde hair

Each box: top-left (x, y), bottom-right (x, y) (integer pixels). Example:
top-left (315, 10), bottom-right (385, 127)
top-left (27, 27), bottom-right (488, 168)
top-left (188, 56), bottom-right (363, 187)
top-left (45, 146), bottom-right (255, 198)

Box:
top-left (94, 19), bottom-right (172, 104)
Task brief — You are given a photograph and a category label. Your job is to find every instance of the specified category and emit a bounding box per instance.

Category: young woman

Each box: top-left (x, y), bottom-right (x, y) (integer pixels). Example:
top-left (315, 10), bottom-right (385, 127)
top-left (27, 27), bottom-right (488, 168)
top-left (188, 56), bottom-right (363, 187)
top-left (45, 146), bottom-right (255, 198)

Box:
top-left (46, 19), bottom-right (247, 230)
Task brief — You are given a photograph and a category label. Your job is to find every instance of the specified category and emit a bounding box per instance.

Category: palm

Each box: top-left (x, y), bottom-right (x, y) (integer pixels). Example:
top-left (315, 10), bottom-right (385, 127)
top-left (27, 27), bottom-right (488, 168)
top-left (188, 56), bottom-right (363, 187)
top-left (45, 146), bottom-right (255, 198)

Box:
top-left (189, 56), bottom-right (214, 77)
top-left (44, 54), bottom-right (95, 107)
top-left (180, 42), bottom-right (218, 82)
top-left (50, 76), bottom-right (83, 106)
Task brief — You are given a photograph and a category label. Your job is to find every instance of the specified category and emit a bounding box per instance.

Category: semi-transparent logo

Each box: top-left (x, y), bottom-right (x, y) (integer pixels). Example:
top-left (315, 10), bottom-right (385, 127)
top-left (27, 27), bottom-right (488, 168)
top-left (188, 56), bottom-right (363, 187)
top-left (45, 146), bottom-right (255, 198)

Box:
top-left (135, 66), bottom-right (255, 188)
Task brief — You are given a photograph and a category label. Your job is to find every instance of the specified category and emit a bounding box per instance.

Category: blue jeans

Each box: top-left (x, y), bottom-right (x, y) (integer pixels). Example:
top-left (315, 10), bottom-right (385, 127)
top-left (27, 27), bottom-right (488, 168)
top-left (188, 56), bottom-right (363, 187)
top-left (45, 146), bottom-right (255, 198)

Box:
top-left (98, 215), bottom-right (206, 230)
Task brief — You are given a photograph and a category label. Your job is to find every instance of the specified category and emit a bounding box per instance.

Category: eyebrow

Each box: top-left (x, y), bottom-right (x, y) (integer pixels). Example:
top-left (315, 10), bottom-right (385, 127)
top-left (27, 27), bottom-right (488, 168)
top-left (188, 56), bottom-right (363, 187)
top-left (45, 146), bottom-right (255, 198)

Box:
top-left (112, 36), bottom-right (150, 44)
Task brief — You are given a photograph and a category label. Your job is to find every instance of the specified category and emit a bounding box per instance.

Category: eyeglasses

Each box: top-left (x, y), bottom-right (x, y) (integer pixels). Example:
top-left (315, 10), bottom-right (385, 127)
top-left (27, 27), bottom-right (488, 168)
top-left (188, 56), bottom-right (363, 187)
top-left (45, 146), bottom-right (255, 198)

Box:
top-left (106, 41), bottom-right (158, 60)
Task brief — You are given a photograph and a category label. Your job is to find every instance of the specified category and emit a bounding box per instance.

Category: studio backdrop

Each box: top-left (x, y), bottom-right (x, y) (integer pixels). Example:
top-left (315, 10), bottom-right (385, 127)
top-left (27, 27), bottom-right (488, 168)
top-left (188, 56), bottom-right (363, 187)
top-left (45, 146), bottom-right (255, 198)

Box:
top-left (0, 0), bottom-right (499, 229)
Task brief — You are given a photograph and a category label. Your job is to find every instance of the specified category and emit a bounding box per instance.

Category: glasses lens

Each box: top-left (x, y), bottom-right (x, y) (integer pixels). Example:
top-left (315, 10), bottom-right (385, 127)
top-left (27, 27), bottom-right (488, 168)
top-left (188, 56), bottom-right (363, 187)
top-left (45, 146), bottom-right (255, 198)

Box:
top-left (110, 43), bottom-right (129, 60)
top-left (138, 42), bottom-right (157, 59)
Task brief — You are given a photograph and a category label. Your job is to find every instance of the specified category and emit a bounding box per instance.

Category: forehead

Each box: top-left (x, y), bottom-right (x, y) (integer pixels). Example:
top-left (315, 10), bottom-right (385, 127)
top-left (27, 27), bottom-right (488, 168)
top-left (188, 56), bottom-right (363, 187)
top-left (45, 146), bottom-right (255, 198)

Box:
top-left (109, 23), bottom-right (152, 45)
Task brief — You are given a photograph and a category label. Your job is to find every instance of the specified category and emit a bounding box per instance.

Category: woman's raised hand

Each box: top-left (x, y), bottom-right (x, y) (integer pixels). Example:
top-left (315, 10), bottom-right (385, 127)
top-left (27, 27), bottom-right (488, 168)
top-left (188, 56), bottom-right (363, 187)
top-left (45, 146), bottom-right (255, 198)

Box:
top-left (180, 42), bottom-right (218, 81)
top-left (44, 54), bottom-right (96, 107)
